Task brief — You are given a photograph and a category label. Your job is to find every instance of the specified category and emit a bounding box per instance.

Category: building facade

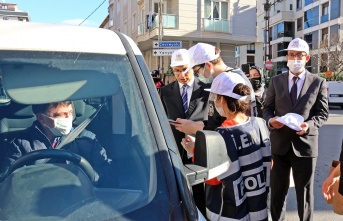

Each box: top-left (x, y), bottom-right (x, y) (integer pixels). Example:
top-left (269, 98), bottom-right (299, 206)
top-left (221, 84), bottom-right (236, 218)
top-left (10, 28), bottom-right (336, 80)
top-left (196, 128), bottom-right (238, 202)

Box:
top-left (106, 0), bottom-right (259, 82)
top-left (0, 3), bottom-right (30, 22)
top-left (259, 0), bottom-right (342, 75)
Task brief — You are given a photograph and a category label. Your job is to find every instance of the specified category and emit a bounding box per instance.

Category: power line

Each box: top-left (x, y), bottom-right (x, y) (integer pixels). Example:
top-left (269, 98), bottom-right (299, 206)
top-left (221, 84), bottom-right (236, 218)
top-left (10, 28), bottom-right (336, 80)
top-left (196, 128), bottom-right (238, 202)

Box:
top-left (79, 0), bottom-right (107, 26)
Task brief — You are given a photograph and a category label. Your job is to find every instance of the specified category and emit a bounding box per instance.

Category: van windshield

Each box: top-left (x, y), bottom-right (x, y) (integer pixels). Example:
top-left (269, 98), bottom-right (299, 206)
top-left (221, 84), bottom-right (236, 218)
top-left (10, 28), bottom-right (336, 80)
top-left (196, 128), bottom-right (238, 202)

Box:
top-left (0, 51), bottom-right (168, 220)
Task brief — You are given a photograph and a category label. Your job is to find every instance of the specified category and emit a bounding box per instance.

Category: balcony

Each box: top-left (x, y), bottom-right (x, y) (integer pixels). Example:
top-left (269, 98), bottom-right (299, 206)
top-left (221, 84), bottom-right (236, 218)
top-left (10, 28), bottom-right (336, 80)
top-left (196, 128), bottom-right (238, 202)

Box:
top-left (321, 14), bottom-right (329, 23)
top-left (202, 18), bottom-right (230, 33)
top-left (152, 14), bottom-right (178, 29)
top-left (137, 22), bottom-right (145, 36)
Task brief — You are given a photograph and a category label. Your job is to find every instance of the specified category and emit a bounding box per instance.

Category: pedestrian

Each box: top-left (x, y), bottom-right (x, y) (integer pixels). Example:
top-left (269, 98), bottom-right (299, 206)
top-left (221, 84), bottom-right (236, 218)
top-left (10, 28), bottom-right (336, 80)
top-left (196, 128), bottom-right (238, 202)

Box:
top-left (249, 66), bottom-right (266, 118)
top-left (151, 70), bottom-right (165, 92)
top-left (263, 38), bottom-right (329, 221)
top-left (182, 73), bottom-right (271, 221)
top-left (159, 48), bottom-right (210, 216)
top-left (174, 43), bottom-right (257, 135)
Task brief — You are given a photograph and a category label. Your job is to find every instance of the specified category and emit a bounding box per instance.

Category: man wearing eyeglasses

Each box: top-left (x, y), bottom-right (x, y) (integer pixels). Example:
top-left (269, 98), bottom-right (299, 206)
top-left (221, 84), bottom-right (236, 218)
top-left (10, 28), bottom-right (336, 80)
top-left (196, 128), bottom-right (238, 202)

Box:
top-left (263, 38), bottom-right (329, 221)
top-left (159, 49), bottom-right (211, 216)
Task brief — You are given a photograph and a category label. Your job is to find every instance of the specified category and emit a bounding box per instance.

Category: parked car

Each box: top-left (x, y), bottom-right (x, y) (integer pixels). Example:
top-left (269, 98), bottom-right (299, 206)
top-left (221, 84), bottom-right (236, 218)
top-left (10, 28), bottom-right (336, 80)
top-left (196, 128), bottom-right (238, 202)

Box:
top-left (327, 81), bottom-right (343, 109)
top-left (0, 22), bottom-right (229, 221)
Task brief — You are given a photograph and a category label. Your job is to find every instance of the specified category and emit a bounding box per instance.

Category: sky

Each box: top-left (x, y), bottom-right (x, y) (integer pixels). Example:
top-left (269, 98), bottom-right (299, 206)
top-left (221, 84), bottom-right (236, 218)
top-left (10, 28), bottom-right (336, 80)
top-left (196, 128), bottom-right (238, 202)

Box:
top-left (8, 0), bottom-right (108, 27)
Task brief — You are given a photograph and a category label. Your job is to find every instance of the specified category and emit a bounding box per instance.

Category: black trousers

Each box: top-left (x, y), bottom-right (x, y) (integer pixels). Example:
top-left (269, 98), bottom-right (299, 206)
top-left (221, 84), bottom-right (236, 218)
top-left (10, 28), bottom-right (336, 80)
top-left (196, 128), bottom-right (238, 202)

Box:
top-left (270, 147), bottom-right (317, 221)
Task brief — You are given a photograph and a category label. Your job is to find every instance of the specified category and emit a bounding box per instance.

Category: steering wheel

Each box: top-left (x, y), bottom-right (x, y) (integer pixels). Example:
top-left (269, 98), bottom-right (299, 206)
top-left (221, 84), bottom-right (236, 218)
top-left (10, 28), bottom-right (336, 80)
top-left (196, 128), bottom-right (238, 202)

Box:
top-left (2, 149), bottom-right (95, 182)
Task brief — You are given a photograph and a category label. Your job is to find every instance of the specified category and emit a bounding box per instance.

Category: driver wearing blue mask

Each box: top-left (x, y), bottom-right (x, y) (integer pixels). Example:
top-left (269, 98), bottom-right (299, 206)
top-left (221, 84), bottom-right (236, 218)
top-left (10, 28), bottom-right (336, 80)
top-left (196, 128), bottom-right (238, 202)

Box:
top-left (0, 101), bottom-right (116, 188)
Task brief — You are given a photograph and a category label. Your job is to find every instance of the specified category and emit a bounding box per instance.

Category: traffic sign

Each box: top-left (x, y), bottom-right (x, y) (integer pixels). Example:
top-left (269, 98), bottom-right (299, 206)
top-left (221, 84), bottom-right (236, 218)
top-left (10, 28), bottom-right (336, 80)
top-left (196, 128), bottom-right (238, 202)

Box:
top-left (152, 49), bottom-right (177, 56)
top-left (265, 61), bottom-right (273, 70)
top-left (153, 41), bottom-right (182, 49)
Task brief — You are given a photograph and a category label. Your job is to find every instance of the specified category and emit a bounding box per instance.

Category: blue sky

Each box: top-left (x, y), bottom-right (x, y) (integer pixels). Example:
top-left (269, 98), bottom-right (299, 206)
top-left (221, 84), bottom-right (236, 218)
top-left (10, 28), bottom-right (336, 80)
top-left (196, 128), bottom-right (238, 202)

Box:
top-left (9, 0), bottom-right (108, 27)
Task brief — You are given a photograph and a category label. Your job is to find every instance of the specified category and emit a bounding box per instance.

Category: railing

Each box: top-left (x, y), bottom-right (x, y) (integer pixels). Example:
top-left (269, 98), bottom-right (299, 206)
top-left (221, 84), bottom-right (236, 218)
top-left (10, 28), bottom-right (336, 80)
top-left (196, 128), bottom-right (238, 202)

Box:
top-left (137, 23), bottom-right (145, 36)
top-left (202, 18), bottom-right (230, 33)
top-left (152, 14), bottom-right (178, 29)
top-left (321, 14), bottom-right (329, 23)
top-left (247, 50), bottom-right (255, 54)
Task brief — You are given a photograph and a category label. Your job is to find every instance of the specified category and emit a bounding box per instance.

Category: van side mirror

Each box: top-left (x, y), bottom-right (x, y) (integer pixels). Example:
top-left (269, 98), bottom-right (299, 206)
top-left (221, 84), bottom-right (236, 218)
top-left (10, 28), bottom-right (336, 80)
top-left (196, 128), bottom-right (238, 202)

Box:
top-left (185, 130), bottom-right (230, 186)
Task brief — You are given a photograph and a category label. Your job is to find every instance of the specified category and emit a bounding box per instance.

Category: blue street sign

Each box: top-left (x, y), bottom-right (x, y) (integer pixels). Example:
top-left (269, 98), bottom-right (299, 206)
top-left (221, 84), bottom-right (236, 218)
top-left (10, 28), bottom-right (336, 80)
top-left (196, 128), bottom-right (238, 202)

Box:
top-left (153, 41), bottom-right (182, 49)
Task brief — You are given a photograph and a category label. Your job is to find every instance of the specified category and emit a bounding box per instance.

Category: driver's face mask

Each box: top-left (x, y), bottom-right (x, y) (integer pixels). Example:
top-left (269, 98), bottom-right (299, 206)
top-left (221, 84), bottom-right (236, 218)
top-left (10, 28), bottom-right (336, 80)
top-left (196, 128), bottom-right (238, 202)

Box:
top-left (42, 114), bottom-right (73, 136)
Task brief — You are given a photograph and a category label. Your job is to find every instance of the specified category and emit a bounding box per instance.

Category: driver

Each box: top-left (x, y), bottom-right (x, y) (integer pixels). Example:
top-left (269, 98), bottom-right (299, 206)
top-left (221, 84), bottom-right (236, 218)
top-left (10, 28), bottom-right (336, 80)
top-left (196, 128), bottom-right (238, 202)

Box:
top-left (0, 101), bottom-right (115, 187)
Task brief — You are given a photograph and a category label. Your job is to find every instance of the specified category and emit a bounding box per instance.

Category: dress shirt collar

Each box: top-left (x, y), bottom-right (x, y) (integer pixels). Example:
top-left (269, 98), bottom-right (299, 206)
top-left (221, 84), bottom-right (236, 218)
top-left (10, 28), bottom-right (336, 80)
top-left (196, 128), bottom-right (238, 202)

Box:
top-left (288, 70), bottom-right (306, 82)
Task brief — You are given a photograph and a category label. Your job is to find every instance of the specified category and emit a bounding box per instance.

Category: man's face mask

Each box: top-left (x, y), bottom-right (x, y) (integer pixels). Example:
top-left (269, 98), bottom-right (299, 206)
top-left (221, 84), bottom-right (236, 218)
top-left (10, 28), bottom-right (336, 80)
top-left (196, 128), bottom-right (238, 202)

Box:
top-left (42, 114), bottom-right (73, 136)
top-left (198, 65), bottom-right (214, 84)
top-left (287, 60), bottom-right (306, 73)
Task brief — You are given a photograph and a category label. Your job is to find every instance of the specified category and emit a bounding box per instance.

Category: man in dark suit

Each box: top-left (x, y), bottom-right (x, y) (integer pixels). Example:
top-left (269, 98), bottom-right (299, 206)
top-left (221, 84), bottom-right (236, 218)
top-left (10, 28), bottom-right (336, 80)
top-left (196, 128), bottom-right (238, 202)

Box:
top-left (159, 49), bottom-right (210, 216)
top-left (263, 38), bottom-right (329, 221)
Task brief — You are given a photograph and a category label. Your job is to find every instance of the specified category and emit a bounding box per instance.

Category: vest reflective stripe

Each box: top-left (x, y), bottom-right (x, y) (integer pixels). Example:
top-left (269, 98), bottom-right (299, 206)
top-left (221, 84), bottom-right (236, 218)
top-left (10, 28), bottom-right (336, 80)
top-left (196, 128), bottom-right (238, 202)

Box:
top-left (206, 208), bottom-right (250, 221)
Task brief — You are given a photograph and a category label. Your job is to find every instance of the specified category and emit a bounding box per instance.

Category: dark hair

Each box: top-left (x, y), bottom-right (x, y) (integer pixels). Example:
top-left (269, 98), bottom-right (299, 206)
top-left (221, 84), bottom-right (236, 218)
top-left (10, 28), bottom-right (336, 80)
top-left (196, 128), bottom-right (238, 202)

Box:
top-left (151, 70), bottom-right (160, 78)
top-left (221, 83), bottom-right (251, 113)
top-left (32, 101), bottom-right (72, 115)
top-left (250, 66), bottom-right (262, 81)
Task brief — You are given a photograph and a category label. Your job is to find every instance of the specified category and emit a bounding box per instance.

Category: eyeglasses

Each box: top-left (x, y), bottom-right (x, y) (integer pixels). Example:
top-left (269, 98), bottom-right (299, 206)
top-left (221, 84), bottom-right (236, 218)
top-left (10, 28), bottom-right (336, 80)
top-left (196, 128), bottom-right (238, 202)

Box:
top-left (193, 65), bottom-right (204, 75)
top-left (287, 53), bottom-right (307, 59)
top-left (173, 68), bottom-right (187, 76)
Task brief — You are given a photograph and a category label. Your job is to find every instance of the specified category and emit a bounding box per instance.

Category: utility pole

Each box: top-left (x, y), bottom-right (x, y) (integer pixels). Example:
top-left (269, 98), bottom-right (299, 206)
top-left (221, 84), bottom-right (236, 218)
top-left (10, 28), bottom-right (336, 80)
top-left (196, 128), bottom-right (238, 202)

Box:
top-left (158, 0), bottom-right (164, 78)
top-left (263, 0), bottom-right (283, 77)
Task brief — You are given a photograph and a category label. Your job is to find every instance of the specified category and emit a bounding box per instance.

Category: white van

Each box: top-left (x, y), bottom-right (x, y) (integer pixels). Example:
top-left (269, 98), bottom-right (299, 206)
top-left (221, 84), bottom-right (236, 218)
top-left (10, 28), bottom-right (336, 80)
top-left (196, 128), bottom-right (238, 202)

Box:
top-left (0, 22), bottom-right (227, 221)
top-left (327, 81), bottom-right (343, 109)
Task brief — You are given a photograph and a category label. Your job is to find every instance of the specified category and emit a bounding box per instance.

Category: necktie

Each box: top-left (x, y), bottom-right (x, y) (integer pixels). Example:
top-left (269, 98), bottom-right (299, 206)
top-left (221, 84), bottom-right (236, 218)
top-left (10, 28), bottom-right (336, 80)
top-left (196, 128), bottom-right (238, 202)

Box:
top-left (181, 84), bottom-right (188, 114)
top-left (290, 76), bottom-right (299, 106)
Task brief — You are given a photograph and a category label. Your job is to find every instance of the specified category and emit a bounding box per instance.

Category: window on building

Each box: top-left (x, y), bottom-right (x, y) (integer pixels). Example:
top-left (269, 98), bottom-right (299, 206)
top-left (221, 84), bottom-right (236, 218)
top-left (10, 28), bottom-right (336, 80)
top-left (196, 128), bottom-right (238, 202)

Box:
top-left (247, 56), bottom-right (255, 66)
top-left (304, 34), bottom-right (313, 50)
top-left (132, 13), bottom-right (137, 31)
top-left (320, 28), bottom-right (329, 48)
top-left (304, 6), bottom-right (319, 29)
top-left (296, 0), bottom-right (302, 10)
top-left (154, 1), bottom-right (166, 14)
top-left (277, 42), bottom-right (288, 57)
top-left (305, 0), bottom-right (313, 6)
top-left (204, 0), bottom-right (228, 20)
top-left (2, 5), bottom-right (8, 9)
top-left (290, 4), bottom-right (293, 11)
top-left (330, 0), bottom-right (340, 20)
top-left (297, 17), bottom-right (303, 31)
top-left (3, 17), bottom-right (9, 20)
top-left (273, 22), bottom-right (294, 39)
top-left (321, 2), bottom-right (329, 23)
top-left (247, 43), bottom-right (255, 54)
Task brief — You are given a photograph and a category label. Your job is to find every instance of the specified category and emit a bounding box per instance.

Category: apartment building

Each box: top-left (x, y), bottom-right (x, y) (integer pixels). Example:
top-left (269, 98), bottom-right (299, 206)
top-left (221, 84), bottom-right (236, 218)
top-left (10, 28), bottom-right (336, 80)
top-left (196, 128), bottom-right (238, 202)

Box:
top-left (107, 0), bottom-right (259, 79)
top-left (0, 3), bottom-right (30, 22)
top-left (259, 0), bottom-right (342, 74)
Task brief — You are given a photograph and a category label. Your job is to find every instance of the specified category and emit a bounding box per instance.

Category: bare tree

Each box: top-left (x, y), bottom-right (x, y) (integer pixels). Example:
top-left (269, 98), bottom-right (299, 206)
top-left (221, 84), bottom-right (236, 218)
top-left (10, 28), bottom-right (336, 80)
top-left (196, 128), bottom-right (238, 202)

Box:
top-left (311, 34), bottom-right (343, 80)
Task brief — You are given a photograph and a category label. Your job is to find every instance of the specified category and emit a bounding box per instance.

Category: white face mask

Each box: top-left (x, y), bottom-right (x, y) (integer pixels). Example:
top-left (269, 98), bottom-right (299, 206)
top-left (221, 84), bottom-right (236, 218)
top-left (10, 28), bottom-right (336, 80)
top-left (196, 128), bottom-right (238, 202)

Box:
top-left (198, 65), bottom-right (214, 84)
top-left (214, 96), bottom-right (225, 117)
top-left (43, 115), bottom-right (73, 136)
top-left (287, 60), bottom-right (306, 73)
